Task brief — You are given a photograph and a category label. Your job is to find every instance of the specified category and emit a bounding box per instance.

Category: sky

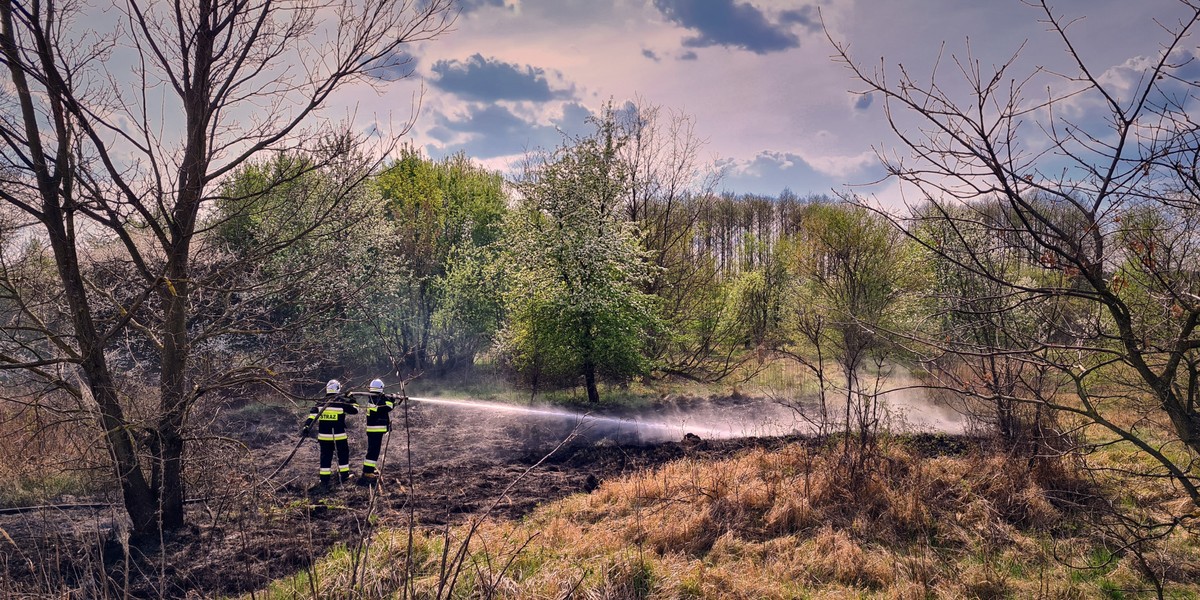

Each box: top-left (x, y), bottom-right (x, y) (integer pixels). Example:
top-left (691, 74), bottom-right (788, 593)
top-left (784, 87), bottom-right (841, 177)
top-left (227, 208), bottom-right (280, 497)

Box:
top-left (345, 0), bottom-right (1200, 204)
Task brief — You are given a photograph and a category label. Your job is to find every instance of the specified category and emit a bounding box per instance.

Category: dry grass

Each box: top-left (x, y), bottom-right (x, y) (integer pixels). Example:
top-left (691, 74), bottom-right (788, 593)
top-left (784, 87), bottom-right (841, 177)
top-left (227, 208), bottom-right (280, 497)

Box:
top-left (255, 439), bottom-right (1200, 599)
top-left (0, 395), bottom-right (110, 507)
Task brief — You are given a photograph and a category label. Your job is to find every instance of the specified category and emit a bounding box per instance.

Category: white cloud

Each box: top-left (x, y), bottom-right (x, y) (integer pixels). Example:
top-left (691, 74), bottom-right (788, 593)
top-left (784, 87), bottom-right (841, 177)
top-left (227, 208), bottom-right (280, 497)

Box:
top-left (804, 149), bottom-right (877, 179)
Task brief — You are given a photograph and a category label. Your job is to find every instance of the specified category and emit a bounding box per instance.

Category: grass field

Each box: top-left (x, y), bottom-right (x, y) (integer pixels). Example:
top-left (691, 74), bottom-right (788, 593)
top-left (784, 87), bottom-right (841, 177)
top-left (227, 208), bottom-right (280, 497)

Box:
top-left (253, 437), bottom-right (1200, 599)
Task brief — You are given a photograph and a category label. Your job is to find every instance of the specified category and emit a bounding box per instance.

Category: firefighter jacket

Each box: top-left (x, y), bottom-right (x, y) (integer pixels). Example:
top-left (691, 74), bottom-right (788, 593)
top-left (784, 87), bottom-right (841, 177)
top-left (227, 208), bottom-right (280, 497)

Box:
top-left (305, 395), bottom-right (359, 440)
top-left (364, 392), bottom-right (396, 434)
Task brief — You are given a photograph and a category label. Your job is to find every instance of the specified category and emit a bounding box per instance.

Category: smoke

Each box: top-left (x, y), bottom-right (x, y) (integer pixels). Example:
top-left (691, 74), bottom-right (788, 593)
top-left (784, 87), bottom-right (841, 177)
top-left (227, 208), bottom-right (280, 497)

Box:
top-left (762, 364), bottom-right (971, 436)
top-left (408, 395), bottom-right (775, 443)
top-left (393, 358), bottom-right (970, 462)
top-left (875, 382), bottom-right (970, 434)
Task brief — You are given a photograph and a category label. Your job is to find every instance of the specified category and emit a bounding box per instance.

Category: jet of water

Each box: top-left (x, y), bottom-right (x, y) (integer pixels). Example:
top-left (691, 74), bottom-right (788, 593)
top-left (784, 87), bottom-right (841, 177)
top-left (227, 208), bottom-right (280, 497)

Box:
top-left (405, 396), bottom-right (758, 441)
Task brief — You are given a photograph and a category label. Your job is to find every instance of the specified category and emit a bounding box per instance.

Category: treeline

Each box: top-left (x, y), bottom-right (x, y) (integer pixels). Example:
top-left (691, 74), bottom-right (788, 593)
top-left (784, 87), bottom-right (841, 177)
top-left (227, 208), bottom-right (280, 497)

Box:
top-left (206, 105), bottom-right (866, 403)
top-left (206, 104), bottom-right (1086, 422)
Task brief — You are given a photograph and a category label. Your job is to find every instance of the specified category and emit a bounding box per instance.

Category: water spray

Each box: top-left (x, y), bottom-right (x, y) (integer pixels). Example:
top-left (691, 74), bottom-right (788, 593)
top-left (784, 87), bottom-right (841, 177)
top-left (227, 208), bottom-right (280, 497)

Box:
top-left (404, 395), bottom-right (784, 441)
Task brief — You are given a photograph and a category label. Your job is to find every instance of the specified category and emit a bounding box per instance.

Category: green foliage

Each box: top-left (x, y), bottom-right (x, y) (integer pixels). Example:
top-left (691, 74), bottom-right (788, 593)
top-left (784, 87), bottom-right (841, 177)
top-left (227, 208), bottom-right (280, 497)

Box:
top-left (339, 149), bottom-right (508, 372)
top-left (206, 152), bottom-right (389, 366)
top-left (428, 154), bottom-right (509, 365)
top-left (789, 203), bottom-right (922, 364)
top-left (722, 244), bottom-right (790, 350)
top-left (779, 203), bottom-right (925, 440)
top-left (500, 110), bottom-right (664, 399)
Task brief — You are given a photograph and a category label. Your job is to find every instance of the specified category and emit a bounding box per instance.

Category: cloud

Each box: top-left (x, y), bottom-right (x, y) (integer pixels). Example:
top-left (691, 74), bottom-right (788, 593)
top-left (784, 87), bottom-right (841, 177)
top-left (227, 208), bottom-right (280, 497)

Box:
top-left (643, 48), bottom-right (661, 62)
top-left (1039, 47), bottom-right (1200, 162)
top-left (430, 105), bottom-right (558, 158)
top-left (653, 0), bottom-right (802, 55)
top-left (429, 54), bottom-right (576, 102)
top-left (718, 150), bottom-right (883, 196)
top-left (426, 102), bottom-right (595, 160)
top-left (779, 5), bottom-right (820, 33)
top-left (718, 151), bottom-right (825, 195)
top-left (804, 148), bottom-right (879, 178)
top-left (1093, 47), bottom-right (1200, 108)
top-left (557, 102), bottom-right (596, 139)
top-left (456, 0), bottom-right (507, 13)
top-left (612, 101), bottom-right (642, 129)
top-left (489, 0), bottom-right (624, 22)
top-left (679, 50), bottom-right (698, 61)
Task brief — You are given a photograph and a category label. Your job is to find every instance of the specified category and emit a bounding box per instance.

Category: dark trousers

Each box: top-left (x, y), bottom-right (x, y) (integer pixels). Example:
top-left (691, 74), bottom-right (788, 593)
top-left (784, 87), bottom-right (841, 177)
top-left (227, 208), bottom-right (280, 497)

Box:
top-left (318, 437), bottom-right (351, 482)
top-left (362, 430), bottom-right (386, 474)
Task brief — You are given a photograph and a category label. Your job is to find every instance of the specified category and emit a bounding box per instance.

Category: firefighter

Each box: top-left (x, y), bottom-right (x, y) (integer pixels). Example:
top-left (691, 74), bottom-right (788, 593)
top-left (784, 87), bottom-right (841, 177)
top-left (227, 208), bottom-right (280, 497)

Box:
top-left (302, 379), bottom-right (359, 493)
top-left (355, 378), bottom-right (403, 487)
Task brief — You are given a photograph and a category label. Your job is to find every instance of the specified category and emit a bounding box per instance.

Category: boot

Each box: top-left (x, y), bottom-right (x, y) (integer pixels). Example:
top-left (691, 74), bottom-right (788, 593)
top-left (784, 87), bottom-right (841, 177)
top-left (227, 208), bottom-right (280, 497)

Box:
top-left (356, 472), bottom-right (379, 487)
top-left (309, 477), bottom-right (333, 495)
top-left (339, 470), bottom-right (352, 484)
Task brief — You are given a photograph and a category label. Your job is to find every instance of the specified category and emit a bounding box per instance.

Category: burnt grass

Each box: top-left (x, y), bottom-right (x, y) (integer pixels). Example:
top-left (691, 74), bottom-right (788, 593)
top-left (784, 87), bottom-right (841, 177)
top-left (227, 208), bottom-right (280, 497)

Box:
top-left (0, 396), bottom-right (976, 598)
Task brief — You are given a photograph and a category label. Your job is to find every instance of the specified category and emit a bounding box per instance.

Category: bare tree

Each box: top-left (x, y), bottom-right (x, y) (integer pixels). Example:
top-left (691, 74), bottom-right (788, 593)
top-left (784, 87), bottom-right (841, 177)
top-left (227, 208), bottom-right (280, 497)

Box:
top-left (832, 0), bottom-right (1200, 511)
top-left (619, 97), bottom-right (722, 297)
top-left (614, 99), bottom-right (786, 382)
top-left (787, 203), bottom-right (919, 455)
top-left (0, 0), bottom-right (454, 541)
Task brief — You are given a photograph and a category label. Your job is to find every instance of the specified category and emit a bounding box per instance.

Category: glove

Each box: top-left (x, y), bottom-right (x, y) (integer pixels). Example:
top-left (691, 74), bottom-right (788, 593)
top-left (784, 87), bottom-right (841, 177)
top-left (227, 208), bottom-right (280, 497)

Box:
top-left (300, 425), bottom-right (312, 438)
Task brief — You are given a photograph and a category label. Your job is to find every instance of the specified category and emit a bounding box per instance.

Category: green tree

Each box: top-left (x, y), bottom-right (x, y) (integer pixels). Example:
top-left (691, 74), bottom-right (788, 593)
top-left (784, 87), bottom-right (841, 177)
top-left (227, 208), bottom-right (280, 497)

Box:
top-left (501, 113), bottom-right (662, 403)
top-left (350, 150), bottom-right (508, 375)
top-left (207, 152), bottom-right (391, 365)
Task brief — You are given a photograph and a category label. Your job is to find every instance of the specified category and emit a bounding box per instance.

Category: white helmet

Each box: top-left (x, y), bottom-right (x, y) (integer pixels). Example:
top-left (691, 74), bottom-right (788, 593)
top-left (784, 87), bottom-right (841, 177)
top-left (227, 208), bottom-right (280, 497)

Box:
top-left (325, 379), bottom-right (342, 395)
top-left (369, 378), bottom-right (385, 393)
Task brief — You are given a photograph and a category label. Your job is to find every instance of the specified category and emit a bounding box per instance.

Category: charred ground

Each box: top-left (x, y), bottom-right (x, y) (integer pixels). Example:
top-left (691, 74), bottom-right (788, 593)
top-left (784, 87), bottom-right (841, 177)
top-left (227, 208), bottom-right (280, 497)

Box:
top-left (0, 395), bottom-right (971, 597)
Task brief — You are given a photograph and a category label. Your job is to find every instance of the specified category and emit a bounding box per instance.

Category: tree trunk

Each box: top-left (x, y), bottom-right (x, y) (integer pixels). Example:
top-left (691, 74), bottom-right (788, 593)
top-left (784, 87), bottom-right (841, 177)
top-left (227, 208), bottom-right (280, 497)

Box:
top-left (581, 314), bottom-right (600, 404)
top-left (51, 221), bottom-right (160, 539)
top-left (152, 0), bottom-right (219, 531)
top-left (92, 367), bottom-right (160, 542)
top-left (158, 245), bottom-right (193, 532)
top-left (584, 360), bottom-right (600, 404)
top-left (0, 0), bottom-right (161, 541)
top-left (1162, 390), bottom-right (1200, 456)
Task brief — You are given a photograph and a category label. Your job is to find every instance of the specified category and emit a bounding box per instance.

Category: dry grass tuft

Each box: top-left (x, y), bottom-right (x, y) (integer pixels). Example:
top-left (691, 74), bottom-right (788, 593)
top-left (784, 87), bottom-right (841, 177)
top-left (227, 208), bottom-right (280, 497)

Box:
top-left (0, 395), bottom-right (108, 507)
top-left (957, 561), bottom-right (1010, 599)
top-left (252, 438), bottom-right (1200, 599)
